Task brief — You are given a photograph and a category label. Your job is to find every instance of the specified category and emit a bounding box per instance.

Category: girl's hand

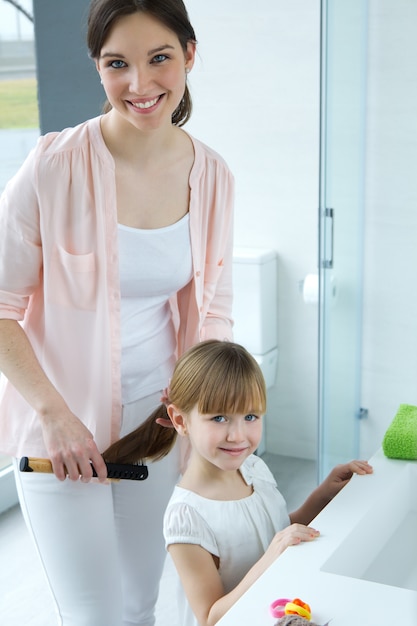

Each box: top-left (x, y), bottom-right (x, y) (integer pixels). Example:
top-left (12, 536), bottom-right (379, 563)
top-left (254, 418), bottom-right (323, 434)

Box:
top-left (323, 459), bottom-right (373, 499)
top-left (289, 460), bottom-right (373, 526)
top-left (262, 523), bottom-right (320, 568)
top-left (40, 407), bottom-right (107, 482)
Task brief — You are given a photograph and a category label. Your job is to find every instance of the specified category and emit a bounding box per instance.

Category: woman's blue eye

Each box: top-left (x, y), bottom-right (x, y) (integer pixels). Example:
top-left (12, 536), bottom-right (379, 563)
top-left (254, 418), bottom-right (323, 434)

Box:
top-left (152, 54), bottom-right (168, 63)
top-left (110, 60), bottom-right (126, 69)
top-left (245, 414), bottom-right (258, 422)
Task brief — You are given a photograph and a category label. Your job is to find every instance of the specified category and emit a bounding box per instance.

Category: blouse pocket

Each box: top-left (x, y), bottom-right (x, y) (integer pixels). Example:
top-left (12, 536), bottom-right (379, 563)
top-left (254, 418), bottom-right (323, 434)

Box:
top-left (47, 244), bottom-right (97, 311)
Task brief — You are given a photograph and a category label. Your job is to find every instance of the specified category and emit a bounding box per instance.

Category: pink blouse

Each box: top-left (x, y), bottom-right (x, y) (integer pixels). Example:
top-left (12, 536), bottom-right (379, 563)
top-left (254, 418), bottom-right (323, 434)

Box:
top-left (0, 116), bottom-right (234, 457)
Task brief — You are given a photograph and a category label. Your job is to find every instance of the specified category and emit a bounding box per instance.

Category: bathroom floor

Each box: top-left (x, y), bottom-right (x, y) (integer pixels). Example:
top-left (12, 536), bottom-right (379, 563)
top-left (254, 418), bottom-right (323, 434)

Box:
top-left (0, 454), bottom-right (316, 625)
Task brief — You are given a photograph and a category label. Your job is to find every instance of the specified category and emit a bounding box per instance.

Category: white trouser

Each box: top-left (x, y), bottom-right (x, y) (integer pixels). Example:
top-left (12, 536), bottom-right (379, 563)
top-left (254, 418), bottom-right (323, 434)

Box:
top-left (14, 392), bottom-right (180, 626)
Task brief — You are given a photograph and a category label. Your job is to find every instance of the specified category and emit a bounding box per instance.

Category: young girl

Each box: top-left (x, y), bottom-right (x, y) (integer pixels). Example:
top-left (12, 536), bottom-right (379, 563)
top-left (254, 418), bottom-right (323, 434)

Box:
top-left (104, 340), bottom-right (373, 626)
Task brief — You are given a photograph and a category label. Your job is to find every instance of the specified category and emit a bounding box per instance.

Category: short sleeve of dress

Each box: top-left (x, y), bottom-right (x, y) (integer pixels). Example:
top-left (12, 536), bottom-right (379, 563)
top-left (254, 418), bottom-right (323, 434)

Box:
top-left (163, 502), bottom-right (219, 557)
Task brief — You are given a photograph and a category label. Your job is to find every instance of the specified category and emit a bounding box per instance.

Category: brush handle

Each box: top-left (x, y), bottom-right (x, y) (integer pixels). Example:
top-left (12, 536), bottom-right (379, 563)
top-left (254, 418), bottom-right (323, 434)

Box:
top-left (19, 456), bottom-right (148, 481)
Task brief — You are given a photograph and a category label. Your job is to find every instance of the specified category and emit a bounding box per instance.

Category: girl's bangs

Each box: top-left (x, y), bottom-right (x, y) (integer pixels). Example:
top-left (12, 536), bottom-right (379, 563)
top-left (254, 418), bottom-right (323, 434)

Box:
top-left (197, 363), bottom-right (266, 416)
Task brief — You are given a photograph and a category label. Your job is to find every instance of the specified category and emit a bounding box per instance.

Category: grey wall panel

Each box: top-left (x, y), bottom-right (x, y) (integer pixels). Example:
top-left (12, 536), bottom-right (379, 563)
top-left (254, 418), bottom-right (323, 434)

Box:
top-left (33, 1), bottom-right (104, 132)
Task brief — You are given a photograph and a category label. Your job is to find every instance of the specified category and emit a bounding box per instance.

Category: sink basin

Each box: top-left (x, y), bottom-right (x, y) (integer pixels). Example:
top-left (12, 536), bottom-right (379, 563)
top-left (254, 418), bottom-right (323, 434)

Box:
top-left (321, 461), bottom-right (417, 591)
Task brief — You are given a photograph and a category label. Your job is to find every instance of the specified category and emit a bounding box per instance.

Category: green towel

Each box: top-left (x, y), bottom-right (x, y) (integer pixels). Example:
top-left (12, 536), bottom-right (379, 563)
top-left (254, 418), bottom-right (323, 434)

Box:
top-left (382, 404), bottom-right (417, 460)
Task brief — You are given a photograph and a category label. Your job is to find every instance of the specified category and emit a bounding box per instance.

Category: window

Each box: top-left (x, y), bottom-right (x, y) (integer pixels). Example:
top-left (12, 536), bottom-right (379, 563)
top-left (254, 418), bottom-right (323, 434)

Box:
top-left (0, 0), bottom-right (38, 514)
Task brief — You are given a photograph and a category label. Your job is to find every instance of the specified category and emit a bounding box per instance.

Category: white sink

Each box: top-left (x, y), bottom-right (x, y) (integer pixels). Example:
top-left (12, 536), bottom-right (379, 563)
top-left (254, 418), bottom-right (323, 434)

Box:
top-left (321, 461), bottom-right (417, 591)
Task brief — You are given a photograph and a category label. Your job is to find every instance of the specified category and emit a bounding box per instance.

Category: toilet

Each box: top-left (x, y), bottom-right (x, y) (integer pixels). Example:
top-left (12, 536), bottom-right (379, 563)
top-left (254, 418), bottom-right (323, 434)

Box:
top-left (232, 247), bottom-right (278, 454)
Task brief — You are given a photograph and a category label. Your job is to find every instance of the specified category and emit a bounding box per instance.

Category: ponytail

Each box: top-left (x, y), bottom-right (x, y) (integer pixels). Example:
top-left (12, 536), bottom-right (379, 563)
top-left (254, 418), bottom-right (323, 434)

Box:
top-left (102, 404), bottom-right (177, 464)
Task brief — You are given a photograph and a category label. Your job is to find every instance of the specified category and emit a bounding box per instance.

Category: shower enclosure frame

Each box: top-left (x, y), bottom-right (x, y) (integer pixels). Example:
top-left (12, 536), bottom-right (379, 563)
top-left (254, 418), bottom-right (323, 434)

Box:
top-left (318, 0), bottom-right (369, 481)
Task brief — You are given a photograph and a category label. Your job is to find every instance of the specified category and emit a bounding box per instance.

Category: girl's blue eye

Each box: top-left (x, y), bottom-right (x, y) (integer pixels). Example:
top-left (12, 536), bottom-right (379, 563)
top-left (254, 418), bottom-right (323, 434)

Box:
top-left (110, 60), bottom-right (126, 69)
top-left (212, 415), bottom-right (226, 423)
top-left (245, 414), bottom-right (258, 422)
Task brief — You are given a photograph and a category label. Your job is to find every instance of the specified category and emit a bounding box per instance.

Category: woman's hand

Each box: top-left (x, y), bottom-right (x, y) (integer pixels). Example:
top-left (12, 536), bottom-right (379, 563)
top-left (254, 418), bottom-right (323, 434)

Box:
top-left (40, 406), bottom-right (108, 482)
top-left (0, 320), bottom-right (107, 483)
top-left (321, 459), bottom-right (373, 500)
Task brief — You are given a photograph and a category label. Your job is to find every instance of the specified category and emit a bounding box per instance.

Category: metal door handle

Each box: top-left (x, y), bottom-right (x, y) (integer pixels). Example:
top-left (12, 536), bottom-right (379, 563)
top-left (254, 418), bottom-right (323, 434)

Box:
top-left (322, 207), bottom-right (334, 269)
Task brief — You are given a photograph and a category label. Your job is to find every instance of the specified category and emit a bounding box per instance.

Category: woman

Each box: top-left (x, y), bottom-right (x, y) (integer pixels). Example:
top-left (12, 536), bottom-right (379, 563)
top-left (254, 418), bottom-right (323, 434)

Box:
top-left (0, 1), bottom-right (234, 625)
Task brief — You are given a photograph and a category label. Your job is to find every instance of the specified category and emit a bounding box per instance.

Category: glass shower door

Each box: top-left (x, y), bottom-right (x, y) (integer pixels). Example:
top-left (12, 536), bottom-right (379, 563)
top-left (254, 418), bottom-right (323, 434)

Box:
top-left (318, 0), bottom-right (368, 480)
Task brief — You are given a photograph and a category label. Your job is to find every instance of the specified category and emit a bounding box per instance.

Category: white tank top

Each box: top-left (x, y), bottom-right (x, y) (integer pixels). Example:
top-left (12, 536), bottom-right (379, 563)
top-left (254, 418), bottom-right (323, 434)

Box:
top-left (118, 214), bottom-right (192, 404)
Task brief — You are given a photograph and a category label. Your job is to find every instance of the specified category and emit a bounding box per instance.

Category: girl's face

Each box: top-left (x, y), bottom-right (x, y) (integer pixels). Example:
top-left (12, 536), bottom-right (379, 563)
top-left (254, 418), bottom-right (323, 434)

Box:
top-left (179, 405), bottom-right (264, 473)
top-left (96, 11), bottom-right (195, 132)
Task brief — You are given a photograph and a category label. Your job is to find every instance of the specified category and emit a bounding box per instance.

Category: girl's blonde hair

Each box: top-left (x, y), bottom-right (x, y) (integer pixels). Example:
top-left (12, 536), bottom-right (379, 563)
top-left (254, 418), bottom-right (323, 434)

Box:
top-left (103, 340), bottom-right (267, 464)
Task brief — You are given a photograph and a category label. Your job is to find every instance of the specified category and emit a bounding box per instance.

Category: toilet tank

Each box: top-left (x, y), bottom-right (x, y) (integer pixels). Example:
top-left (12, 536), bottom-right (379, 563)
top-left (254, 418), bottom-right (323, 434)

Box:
top-left (232, 247), bottom-right (278, 356)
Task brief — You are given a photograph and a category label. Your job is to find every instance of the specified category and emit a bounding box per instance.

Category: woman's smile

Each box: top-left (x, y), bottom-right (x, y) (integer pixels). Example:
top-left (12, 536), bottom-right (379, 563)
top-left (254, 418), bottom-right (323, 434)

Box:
top-left (128, 94), bottom-right (164, 113)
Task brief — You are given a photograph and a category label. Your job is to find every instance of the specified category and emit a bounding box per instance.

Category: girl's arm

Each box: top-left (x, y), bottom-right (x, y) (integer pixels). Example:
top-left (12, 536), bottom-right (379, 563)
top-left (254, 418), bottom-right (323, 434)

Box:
top-left (168, 523), bottom-right (319, 626)
top-left (0, 319), bottom-right (107, 481)
top-left (289, 460), bottom-right (373, 525)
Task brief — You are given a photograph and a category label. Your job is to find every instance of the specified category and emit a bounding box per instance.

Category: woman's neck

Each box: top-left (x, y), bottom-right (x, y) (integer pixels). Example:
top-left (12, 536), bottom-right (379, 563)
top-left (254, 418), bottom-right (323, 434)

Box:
top-left (100, 110), bottom-right (181, 166)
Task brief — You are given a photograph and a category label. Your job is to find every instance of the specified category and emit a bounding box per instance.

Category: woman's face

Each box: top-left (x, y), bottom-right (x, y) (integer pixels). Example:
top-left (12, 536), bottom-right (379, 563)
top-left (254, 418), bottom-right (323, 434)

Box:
top-left (96, 11), bottom-right (195, 132)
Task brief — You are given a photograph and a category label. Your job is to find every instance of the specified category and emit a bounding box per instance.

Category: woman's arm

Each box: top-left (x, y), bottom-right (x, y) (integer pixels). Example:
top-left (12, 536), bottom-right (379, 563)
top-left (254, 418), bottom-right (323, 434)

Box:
top-left (290, 460), bottom-right (373, 525)
top-left (0, 319), bottom-right (107, 481)
top-left (200, 163), bottom-right (235, 341)
top-left (168, 523), bottom-right (319, 626)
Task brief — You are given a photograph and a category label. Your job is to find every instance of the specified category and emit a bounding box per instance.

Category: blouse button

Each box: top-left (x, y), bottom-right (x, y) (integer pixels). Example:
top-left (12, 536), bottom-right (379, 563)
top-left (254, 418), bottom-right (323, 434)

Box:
top-left (196, 271), bottom-right (201, 277)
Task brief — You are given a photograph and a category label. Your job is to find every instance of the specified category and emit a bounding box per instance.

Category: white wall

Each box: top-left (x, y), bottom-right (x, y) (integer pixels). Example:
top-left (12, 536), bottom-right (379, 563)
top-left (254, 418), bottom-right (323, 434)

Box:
top-left (186, 0), bottom-right (417, 462)
top-left (360, 0), bottom-right (417, 458)
top-left (185, 0), bottom-right (321, 459)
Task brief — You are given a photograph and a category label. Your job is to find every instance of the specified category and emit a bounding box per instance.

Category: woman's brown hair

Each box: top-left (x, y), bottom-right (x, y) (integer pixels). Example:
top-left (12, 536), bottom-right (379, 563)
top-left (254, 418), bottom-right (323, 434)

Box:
top-left (87, 0), bottom-right (197, 126)
top-left (103, 340), bottom-right (267, 464)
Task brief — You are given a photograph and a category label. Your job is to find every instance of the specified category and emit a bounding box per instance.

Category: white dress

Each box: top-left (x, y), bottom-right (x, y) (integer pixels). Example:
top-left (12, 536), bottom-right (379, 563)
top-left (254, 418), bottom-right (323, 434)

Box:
top-left (163, 455), bottom-right (290, 626)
